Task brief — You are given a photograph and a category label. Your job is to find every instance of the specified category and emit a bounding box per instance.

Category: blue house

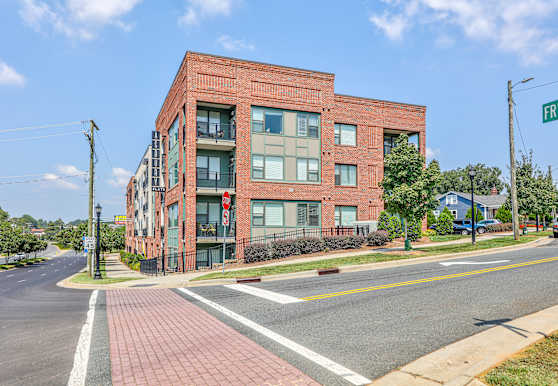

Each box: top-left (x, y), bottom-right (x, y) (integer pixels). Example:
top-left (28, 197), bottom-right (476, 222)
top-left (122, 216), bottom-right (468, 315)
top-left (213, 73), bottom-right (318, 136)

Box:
top-left (435, 191), bottom-right (507, 220)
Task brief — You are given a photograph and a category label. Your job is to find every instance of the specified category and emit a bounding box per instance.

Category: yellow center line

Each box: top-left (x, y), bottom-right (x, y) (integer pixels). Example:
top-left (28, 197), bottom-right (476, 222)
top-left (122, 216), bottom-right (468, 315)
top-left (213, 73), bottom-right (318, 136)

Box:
top-left (300, 256), bottom-right (558, 301)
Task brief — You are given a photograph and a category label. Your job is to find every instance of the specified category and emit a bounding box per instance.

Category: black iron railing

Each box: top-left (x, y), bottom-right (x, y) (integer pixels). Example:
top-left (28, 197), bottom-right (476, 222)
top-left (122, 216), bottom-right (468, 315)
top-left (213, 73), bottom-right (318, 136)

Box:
top-left (196, 170), bottom-right (235, 190)
top-left (196, 122), bottom-right (236, 141)
top-left (140, 258), bottom-right (158, 275)
top-left (196, 222), bottom-right (236, 239)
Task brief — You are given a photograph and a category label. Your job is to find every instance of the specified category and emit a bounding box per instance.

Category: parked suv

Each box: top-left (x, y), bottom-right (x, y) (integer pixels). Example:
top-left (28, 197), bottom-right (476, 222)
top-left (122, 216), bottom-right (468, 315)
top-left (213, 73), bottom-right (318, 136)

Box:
top-left (453, 219), bottom-right (473, 235)
top-left (476, 219), bottom-right (501, 234)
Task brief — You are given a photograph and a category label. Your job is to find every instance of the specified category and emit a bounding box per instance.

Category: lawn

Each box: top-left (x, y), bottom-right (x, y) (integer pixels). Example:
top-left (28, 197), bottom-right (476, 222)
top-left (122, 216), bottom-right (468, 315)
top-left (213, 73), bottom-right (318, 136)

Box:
top-left (192, 233), bottom-right (550, 281)
top-left (483, 332), bottom-right (558, 385)
top-left (69, 259), bottom-right (141, 285)
top-left (428, 234), bottom-right (468, 242)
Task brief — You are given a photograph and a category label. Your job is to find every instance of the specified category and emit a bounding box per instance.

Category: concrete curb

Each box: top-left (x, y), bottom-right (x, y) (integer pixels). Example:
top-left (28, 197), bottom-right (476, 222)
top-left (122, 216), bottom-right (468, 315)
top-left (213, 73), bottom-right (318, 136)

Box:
top-left (371, 304), bottom-right (558, 385)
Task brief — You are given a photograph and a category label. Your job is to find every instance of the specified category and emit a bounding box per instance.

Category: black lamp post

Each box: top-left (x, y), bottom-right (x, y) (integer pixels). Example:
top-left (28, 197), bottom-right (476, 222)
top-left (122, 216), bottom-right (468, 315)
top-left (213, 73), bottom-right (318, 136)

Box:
top-left (94, 203), bottom-right (102, 279)
top-left (469, 169), bottom-right (476, 245)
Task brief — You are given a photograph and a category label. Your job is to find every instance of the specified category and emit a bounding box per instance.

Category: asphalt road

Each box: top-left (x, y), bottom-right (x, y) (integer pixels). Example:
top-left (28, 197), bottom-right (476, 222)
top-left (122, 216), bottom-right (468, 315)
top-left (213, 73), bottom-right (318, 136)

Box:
top-left (179, 239), bottom-right (558, 385)
top-left (0, 243), bottom-right (60, 265)
top-left (0, 250), bottom-right (91, 386)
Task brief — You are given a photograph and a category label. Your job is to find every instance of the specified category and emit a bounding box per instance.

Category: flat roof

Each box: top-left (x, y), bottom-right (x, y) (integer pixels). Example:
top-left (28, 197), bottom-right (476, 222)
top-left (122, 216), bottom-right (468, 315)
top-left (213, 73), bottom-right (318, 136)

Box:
top-left (335, 93), bottom-right (426, 109)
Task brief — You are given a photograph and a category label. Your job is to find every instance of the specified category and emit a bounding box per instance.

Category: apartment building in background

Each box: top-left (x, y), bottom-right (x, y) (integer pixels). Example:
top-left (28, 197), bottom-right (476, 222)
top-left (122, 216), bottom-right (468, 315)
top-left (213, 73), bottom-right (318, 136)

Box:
top-left (126, 51), bottom-right (426, 272)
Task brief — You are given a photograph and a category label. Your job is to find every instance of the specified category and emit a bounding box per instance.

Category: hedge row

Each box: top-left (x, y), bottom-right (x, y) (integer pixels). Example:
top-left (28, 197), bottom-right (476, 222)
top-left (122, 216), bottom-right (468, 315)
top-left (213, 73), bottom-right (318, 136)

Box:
top-left (366, 230), bottom-right (390, 246)
top-left (120, 251), bottom-right (144, 271)
top-left (486, 223), bottom-right (513, 233)
top-left (244, 235), bottom-right (365, 263)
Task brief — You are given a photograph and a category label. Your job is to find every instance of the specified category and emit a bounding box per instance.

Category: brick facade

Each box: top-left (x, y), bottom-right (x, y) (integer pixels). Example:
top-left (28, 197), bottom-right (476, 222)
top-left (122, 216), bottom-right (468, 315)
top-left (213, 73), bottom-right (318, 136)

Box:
top-left (130, 51), bottom-right (426, 271)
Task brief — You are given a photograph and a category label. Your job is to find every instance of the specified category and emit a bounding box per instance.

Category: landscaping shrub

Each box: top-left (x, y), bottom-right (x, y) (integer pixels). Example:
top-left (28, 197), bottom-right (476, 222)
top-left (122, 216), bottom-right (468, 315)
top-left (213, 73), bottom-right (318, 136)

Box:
top-left (269, 239), bottom-right (300, 260)
top-left (486, 223), bottom-right (513, 233)
top-left (244, 243), bottom-right (270, 263)
top-left (323, 235), bottom-right (365, 250)
top-left (436, 207), bottom-right (454, 235)
top-left (406, 218), bottom-right (422, 242)
top-left (423, 229), bottom-right (436, 237)
top-left (387, 216), bottom-right (403, 240)
top-left (427, 210), bottom-right (437, 228)
top-left (495, 207), bottom-right (512, 223)
top-left (377, 211), bottom-right (390, 232)
top-left (293, 237), bottom-right (324, 254)
top-left (367, 230), bottom-right (390, 246)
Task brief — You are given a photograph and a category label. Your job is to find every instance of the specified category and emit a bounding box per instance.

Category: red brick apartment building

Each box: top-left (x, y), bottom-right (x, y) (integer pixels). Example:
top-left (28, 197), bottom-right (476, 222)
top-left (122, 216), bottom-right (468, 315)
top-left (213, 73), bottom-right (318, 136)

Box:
top-left (125, 51), bottom-right (426, 271)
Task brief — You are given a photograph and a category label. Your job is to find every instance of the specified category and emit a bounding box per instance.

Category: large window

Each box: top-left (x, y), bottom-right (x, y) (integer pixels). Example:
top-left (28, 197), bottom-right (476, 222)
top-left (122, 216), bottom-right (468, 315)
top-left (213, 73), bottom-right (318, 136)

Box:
top-left (197, 110), bottom-right (221, 137)
top-left (252, 202), bottom-right (283, 226)
top-left (297, 158), bottom-right (319, 182)
top-left (168, 116), bottom-right (178, 149)
top-left (446, 194), bottom-right (458, 205)
top-left (334, 124), bottom-right (356, 146)
top-left (252, 155), bottom-right (284, 180)
top-left (169, 162), bottom-right (178, 187)
top-left (197, 155), bottom-right (220, 180)
top-left (297, 203), bottom-right (320, 226)
top-left (335, 164), bottom-right (357, 186)
top-left (168, 203), bottom-right (178, 228)
top-left (297, 113), bottom-right (319, 138)
top-left (384, 132), bottom-right (420, 155)
top-left (252, 108), bottom-right (282, 134)
top-left (335, 206), bottom-right (357, 226)
top-left (196, 202), bottom-right (220, 224)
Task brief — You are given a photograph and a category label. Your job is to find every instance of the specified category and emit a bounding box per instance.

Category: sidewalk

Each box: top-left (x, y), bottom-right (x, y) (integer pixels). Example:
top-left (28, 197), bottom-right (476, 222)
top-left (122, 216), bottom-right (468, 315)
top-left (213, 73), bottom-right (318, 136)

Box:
top-left (104, 253), bottom-right (144, 280)
top-left (107, 289), bottom-right (318, 385)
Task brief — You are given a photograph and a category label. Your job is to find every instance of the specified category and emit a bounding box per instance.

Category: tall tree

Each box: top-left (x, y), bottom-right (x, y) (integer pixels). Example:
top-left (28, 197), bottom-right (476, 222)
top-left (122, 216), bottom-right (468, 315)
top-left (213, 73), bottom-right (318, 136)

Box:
top-left (381, 134), bottom-right (440, 249)
top-left (436, 163), bottom-right (504, 195)
top-left (0, 206), bottom-right (9, 222)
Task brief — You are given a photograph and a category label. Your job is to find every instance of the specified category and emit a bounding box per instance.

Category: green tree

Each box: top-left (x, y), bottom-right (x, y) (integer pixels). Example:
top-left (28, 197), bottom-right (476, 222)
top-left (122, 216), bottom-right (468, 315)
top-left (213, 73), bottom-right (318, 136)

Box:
top-left (495, 207), bottom-right (512, 223)
top-left (436, 207), bottom-right (454, 235)
top-left (436, 163), bottom-right (504, 195)
top-left (0, 206), bottom-right (9, 222)
top-left (377, 211), bottom-right (390, 232)
top-left (465, 207), bottom-right (484, 221)
top-left (427, 210), bottom-right (437, 228)
top-left (0, 222), bottom-right (19, 256)
top-left (380, 134), bottom-right (440, 249)
top-left (508, 151), bottom-right (539, 229)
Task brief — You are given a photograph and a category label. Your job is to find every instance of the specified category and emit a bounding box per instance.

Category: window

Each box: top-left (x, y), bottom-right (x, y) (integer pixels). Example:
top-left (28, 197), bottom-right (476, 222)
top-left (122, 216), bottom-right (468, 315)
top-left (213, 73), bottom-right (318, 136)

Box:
top-left (433, 210), bottom-right (440, 217)
top-left (446, 194), bottom-right (458, 205)
top-left (384, 134), bottom-right (397, 155)
top-left (408, 133), bottom-right (419, 149)
top-left (197, 155), bottom-right (220, 180)
top-left (334, 124), bottom-right (356, 146)
top-left (297, 113), bottom-right (320, 138)
top-left (197, 110), bottom-right (221, 137)
top-left (297, 158), bottom-right (319, 182)
top-left (335, 164), bottom-right (357, 186)
top-left (169, 162), bottom-right (178, 187)
top-left (450, 210), bottom-right (458, 219)
top-left (252, 108), bottom-right (264, 132)
top-left (252, 202), bottom-right (283, 226)
top-left (252, 108), bottom-right (283, 134)
top-left (196, 202), bottom-right (220, 224)
top-left (168, 116), bottom-right (178, 149)
top-left (335, 206), bottom-right (357, 226)
top-left (168, 203), bottom-right (178, 228)
top-left (297, 203), bottom-right (320, 226)
top-left (252, 155), bottom-right (283, 180)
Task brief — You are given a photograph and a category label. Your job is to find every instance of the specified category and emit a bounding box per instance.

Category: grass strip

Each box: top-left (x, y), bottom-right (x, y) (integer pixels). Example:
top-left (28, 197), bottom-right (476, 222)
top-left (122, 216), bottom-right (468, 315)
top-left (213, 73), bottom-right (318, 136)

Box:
top-left (428, 234), bottom-right (468, 242)
top-left (483, 332), bottom-right (558, 385)
top-left (69, 258), bottom-right (141, 285)
top-left (192, 233), bottom-right (550, 281)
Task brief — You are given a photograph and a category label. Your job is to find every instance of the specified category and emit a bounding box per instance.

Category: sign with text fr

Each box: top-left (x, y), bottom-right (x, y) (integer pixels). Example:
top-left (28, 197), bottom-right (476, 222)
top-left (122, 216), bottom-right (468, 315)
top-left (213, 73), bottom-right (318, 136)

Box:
top-left (543, 100), bottom-right (558, 123)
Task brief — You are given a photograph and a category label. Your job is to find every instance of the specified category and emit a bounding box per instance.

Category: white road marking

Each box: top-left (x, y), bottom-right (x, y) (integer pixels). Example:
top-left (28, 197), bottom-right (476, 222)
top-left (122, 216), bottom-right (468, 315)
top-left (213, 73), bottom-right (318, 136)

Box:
top-left (7, 275), bottom-right (14, 278)
top-left (41, 273), bottom-right (46, 276)
top-left (440, 260), bottom-right (511, 266)
top-left (67, 290), bottom-right (98, 386)
top-left (178, 288), bottom-right (371, 385)
top-left (17, 280), bottom-right (25, 283)
top-left (224, 284), bottom-right (304, 304)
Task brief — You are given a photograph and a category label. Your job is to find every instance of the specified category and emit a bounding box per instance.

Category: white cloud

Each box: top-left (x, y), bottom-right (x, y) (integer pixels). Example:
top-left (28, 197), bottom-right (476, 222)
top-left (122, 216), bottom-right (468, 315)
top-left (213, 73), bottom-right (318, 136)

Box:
top-left (426, 146), bottom-right (439, 161)
top-left (108, 167), bottom-right (132, 188)
top-left (56, 164), bottom-right (85, 175)
top-left (369, 0), bottom-right (558, 65)
top-left (0, 60), bottom-right (26, 86)
top-left (43, 173), bottom-right (79, 190)
top-left (179, 0), bottom-right (233, 26)
top-left (19, 0), bottom-right (141, 40)
top-left (217, 35), bottom-right (254, 51)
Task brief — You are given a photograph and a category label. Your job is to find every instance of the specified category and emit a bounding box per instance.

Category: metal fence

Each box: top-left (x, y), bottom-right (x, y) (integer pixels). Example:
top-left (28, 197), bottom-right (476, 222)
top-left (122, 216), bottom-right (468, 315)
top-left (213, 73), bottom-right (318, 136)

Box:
top-left (196, 122), bottom-right (236, 141)
top-left (196, 222), bottom-right (236, 239)
top-left (196, 170), bottom-right (236, 191)
top-left (140, 258), bottom-right (158, 275)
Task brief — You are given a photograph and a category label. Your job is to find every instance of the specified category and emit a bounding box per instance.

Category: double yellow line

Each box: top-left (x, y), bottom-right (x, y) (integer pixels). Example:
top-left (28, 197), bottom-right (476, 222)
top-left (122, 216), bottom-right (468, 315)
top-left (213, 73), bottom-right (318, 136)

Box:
top-left (301, 256), bottom-right (558, 301)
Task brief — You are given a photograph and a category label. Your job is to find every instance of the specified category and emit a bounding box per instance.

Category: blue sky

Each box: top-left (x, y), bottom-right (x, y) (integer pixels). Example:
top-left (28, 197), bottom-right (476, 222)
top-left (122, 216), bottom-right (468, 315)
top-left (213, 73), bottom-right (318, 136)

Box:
top-left (1, 0), bottom-right (558, 221)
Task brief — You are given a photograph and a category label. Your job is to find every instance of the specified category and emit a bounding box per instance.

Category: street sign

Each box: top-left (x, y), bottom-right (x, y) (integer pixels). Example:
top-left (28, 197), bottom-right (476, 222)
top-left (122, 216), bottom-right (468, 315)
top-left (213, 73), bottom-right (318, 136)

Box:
top-left (543, 100), bottom-right (558, 123)
top-left (222, 209), bottom-right (230, 226)
top-left (222, 191), bottom-right (231, 210)
top-left (114, 215), bottom-right (127, 225)
top-left (84, 237), bottom-right (96, 250)
top-left (152, 186), bottom-right (166, 192)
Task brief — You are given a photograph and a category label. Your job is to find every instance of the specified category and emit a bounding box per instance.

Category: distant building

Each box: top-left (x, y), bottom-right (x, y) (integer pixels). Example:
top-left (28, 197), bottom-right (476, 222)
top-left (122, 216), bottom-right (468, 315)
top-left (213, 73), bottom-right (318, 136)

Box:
top-left (30, 228), bottom-right (45, 237)
top-left (435, 190), bottom-right (507, 220)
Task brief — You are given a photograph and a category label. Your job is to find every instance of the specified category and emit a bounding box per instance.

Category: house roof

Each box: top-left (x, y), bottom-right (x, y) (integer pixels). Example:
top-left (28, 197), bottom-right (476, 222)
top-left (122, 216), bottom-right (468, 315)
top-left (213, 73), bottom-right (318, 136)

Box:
top-left (436, 191), bottom-right (508, 208)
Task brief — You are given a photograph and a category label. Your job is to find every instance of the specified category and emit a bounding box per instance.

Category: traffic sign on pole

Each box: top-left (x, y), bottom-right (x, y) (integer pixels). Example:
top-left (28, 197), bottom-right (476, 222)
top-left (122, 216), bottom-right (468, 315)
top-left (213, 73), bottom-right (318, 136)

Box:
top-left (543, 100), bottom-right (558, 123)
top-left (222, 191), bottom-right (231, 210)
top-left (222, 209), bottom-right (230, 226)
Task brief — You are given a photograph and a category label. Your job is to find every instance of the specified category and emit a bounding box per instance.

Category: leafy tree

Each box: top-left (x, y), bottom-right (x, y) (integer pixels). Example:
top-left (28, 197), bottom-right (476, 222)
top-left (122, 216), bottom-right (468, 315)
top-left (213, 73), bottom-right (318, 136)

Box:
top-left (380, 134), bottom-right (440, 249)
top-left (436, 207), bottom-right (454, 235)
top-left (436, 163), bottom-right (504, 195)
top-left (495, 207), bottom-right (512, 223)
top-left (0, 206), bottom-right (9, 222)
top-left (465, 207), bottom-right (484, 221)
top-left (0, 222), bottom-right (19, 256)
top-left (427, 210), bottom-right (437, 228)
top-left (407, 217), bottom-right (422, 241)
top-left (508, 151), bottom-right (543, 228)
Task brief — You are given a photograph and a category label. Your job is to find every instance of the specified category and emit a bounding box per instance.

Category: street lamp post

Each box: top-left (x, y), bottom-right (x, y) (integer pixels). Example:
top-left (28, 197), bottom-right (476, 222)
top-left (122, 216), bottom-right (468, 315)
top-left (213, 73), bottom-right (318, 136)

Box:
top-left (469, 169), bottom-right (476, 245)
top-left (94, 203), bottom-right (102, 280)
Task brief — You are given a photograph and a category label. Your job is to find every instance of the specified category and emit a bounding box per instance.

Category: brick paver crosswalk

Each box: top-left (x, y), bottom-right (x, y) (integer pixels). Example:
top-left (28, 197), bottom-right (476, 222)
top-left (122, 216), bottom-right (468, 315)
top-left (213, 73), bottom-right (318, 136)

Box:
top-left (106, 289), bottom-right (319, 386)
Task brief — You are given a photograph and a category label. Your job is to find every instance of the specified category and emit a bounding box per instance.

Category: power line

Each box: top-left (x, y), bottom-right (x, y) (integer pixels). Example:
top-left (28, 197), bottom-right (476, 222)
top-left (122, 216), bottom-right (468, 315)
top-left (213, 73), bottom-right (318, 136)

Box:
top-left (513, 104), bottom-right (528, 155)
top-left (0, 173), bottom-right (87, 185)
top-left (515, 80), bottom-right (558, 93)
top-left (97, 132), bottom-right (113, 170)
top-left (0, 121), bottom-right (83, 134)
top-left (0, 131), bottom-right (84, 143)
top-left (0, 173), bottom-right (55, 179)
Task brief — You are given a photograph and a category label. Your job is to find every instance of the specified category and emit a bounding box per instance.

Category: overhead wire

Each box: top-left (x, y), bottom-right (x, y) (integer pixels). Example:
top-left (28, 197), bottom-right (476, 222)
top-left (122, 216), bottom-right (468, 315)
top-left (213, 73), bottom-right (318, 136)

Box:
top-left (0, 131), bottom-right (84, 143)
top-left (0, 121), bottom-right (83, 133)
top-left (0, 173), bottom-right (87, 185)
top-left (512, 104), bottom-right (528, 155)
top-left (514, 80), bottom-right (558, 93)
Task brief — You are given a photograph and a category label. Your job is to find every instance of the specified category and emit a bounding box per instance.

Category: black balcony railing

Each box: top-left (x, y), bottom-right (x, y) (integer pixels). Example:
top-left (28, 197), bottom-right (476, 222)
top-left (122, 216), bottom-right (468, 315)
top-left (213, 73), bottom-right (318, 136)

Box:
top-left (142, 229), bottom-right (147, 237)
top-left (140, 258), bottom-right (158, 275)
top-left (134, 230), bottom-right (138, 236)
top-left (196, 222), bottom-right (235, 239)
top-left (196, 170), bottom-right (235, 190)
top-left (196, 122), bottom-right (236, 141)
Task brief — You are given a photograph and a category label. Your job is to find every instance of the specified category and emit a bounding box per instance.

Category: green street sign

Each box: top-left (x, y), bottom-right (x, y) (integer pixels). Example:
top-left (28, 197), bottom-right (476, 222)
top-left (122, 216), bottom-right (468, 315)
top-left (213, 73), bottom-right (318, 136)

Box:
top-left (543, 100), bottom-right (558, 123)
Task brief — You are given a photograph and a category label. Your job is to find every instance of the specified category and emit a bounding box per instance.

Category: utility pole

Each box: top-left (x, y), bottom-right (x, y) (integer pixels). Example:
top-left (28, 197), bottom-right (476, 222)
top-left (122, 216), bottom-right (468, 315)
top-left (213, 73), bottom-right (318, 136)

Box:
top-left (86, 120), bottom-right (99, 276)
top-left (508, 81), bottom-right (520, 241)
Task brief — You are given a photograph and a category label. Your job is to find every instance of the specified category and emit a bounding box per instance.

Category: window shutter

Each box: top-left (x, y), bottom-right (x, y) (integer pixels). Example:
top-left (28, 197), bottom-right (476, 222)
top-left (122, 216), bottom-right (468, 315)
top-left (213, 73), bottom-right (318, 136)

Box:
top-left (265, 204), bottom-right (283, 226)
top-left (265, 157), bottom-right (283, 180)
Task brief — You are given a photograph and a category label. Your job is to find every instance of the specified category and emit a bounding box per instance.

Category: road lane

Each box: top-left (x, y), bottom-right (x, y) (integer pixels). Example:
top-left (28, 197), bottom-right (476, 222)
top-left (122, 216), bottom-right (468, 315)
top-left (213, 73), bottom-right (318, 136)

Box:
top-left (180, 240), bottom-right (558, 384)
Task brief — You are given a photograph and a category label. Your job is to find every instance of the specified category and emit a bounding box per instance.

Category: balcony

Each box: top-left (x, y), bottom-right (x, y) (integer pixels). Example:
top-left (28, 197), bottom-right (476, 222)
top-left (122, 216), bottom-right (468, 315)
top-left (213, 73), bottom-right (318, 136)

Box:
top-left (142, 229), bottom-right (147, 237)
top-left (196, 170), bottom-right (235, 195)
top-left (196, 222), bottom-right (235, 243)
top-left (196, 122), bottom-right (236, 150)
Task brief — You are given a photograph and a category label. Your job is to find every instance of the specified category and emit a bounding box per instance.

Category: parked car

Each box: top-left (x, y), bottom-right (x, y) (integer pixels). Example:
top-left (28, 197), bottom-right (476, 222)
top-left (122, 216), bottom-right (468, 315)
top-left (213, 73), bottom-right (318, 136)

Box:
top-left (553, 221), bottom-right (558, 238)
top-left (453, 219), bottom-right (472, 235)
top-left (476, 219), bottom-right (501, 234)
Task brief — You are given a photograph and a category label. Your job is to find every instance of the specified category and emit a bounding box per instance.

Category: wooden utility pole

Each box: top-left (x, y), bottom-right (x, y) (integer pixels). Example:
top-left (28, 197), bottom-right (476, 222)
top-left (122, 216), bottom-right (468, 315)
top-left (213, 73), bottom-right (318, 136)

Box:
top-left (508, 81), bottom-right (520, 240)
top-left (86, 120), bottom-right (99, 276)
